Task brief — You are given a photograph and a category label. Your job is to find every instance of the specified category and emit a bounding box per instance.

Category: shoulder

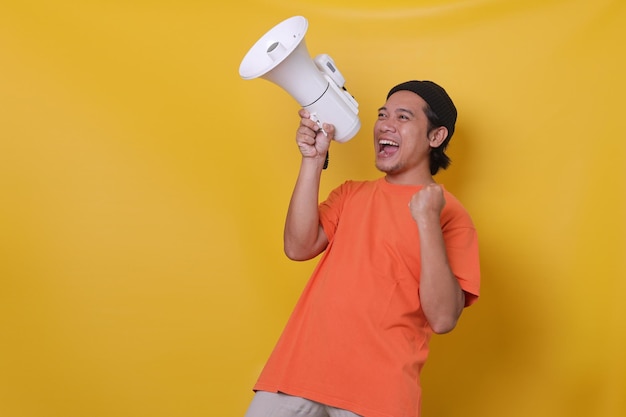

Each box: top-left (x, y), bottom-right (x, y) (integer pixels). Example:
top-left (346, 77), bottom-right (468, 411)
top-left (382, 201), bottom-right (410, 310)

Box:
top-left (441, 189), bottom-right (475, 229)
top-left (330, 179), bottom-right (377, 195)
top-left (342, 179), bottom-right (376, 189)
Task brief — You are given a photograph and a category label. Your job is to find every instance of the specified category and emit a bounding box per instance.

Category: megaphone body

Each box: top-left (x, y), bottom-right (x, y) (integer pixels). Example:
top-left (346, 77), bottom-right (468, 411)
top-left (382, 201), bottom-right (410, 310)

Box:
top-left (239, 16), bottom-right (360, 143)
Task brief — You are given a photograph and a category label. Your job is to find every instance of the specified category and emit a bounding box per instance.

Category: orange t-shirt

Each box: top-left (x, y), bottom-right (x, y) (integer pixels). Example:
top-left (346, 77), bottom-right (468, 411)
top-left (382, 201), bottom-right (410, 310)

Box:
top-left (253, 178), bottom-right (480, 417)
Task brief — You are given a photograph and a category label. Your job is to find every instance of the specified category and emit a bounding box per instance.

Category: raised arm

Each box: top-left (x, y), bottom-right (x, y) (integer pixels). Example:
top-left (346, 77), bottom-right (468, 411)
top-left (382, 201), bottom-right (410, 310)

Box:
top-left (410, 183), bottom-right (466, 334)
top-left (283, 109), bottom-right (334, 261)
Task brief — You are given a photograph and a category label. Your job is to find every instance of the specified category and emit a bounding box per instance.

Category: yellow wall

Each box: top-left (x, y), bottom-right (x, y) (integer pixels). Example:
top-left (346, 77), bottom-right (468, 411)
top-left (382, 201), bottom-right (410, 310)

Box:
top-left (1, 1), bottom-right (624, 416)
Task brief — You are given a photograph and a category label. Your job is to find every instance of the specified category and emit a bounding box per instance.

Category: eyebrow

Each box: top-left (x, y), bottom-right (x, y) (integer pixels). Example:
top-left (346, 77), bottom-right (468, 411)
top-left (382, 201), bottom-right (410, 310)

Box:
top-left (378, 106), bottom-right (415, 117)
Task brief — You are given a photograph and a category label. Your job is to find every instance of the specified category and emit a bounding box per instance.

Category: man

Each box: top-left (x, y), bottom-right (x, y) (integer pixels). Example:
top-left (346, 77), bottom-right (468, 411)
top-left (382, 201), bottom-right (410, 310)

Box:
top-left (244, 80), bottom-right (481, 417)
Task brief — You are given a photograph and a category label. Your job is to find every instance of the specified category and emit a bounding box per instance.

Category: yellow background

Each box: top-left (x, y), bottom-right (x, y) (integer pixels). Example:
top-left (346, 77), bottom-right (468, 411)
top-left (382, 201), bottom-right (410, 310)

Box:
top-left (1, 1), bottom-right (625, 416)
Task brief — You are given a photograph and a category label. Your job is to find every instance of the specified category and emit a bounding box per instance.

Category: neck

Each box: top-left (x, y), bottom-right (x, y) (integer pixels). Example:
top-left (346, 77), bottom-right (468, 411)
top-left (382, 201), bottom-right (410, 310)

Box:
top-left (384, 172), bottom-right (435, 186)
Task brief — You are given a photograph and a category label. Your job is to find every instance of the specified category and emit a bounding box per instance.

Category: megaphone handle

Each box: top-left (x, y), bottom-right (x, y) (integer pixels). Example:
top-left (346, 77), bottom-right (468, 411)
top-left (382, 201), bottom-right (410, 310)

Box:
top-left (309, 113), bottom-right (329, 169)
top-left (310, 113), bottom-right (327, 136)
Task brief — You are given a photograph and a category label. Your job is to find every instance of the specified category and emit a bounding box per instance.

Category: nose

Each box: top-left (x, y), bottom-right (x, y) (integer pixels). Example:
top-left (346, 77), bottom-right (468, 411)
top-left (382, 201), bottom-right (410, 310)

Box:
top-left (376, 118), bottom-right (396, 133)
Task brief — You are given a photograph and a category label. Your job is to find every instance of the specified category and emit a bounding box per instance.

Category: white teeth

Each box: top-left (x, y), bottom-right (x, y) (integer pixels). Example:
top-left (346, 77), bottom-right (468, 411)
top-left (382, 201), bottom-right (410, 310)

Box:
top-left (379, 139), bottom-right (399, 147)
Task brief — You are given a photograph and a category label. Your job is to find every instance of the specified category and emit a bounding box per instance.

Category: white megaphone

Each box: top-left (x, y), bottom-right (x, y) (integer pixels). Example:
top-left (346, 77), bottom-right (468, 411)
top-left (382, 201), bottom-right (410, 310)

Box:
top-left (239, 16), bottom-right (360, 143)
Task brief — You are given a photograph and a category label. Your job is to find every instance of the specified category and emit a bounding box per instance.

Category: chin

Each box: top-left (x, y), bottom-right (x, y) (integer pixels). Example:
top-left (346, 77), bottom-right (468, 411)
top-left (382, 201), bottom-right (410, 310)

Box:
top-left (375, 160), bottom-right (401, 174)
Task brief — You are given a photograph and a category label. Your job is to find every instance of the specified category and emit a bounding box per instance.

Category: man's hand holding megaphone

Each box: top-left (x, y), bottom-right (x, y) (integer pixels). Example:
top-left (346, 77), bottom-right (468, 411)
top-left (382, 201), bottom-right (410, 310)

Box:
top-left (296, 109), bottom-right (334, 169)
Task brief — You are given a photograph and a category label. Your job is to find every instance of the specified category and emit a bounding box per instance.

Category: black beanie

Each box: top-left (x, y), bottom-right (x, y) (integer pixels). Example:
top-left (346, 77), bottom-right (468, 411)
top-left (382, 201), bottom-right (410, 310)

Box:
top-left (386, 80), bottom-right (457, 140)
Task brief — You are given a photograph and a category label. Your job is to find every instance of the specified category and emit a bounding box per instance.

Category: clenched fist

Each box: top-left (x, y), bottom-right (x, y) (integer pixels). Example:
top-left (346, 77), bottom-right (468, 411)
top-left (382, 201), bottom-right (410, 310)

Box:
top-left (408, 183), bottom-right (446, 221)
top-left (296, 109), bottom-right (335, 160)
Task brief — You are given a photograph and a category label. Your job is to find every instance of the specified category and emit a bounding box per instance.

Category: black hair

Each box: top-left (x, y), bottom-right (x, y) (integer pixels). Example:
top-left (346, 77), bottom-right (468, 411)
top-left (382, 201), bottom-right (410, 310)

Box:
top-left (424, 105), bottom-right (452, 175)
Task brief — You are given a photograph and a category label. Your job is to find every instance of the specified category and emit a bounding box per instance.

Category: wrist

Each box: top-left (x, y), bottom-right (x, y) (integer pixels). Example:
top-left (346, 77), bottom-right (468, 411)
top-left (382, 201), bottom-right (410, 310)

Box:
top-left (414, 212), bottom-right (441, 228)
top-left (302, 151), bottom-right (328, 168)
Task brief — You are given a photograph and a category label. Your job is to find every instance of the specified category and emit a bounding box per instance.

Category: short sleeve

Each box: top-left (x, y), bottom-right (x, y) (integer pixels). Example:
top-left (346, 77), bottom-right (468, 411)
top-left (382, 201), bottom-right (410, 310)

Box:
top-left (318, 181), bottom-right (350, 243)
top-left (441, 194), bottom-right (481, 306)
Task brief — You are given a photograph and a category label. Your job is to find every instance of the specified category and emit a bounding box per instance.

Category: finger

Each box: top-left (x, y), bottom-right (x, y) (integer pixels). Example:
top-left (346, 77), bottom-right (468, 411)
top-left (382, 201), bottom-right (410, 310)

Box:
top-left (297, 134), bottom-right (316, 148)
top-left (322, 123), bottom-right (336, 141)
top-left (301, 117), bottom-right (320, 133)
top-left (425, 183), bottom-right (442, 191)
top-left (297, 123), bottom-right (318, 139)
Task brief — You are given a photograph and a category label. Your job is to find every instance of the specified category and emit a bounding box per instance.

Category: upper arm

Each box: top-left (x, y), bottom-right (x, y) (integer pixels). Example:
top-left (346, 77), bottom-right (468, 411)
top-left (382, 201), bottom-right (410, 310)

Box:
top-left (285, 223), bottom-right (329, 261)
top-left (308, 223), bottom-right (329, 259)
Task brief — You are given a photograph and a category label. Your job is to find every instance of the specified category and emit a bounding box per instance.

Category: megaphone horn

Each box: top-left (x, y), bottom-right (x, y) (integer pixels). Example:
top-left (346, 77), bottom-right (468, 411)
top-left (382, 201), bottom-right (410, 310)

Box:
top-left (239, 16), bottom-right (360, 143)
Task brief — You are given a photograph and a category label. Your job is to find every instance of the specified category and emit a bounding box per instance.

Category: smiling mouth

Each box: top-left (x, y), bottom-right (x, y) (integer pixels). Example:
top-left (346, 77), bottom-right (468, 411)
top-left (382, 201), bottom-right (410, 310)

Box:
top-left (378, 139), bottom-right (399, 157)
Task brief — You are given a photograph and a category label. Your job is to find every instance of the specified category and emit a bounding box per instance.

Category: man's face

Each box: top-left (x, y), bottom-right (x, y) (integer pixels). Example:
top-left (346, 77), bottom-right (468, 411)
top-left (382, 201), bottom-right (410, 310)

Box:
top-left (373, 90), bottom-right (431, 177)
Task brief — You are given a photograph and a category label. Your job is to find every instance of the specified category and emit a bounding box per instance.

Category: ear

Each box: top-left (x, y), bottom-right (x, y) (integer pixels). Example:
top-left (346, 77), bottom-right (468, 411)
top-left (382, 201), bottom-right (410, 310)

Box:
top-left (429, 127), bottom-right (448, 148)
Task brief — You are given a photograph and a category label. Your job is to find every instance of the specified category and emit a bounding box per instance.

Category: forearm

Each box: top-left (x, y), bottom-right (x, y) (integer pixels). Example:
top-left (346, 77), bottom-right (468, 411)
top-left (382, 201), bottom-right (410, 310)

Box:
top-left (417, 215), bottom-right (465, 334)
top-left (284, 157), bottom-right (328, 260)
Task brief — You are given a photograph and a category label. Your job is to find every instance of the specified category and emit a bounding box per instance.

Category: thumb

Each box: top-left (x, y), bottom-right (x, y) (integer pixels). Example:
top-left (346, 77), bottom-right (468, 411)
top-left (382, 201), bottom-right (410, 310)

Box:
top-left (323, 123), bottom-right (336, 141)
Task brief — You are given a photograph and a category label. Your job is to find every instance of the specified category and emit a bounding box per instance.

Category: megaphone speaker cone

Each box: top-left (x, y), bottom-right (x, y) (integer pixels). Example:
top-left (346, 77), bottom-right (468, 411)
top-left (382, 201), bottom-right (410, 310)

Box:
top-left (239, 16), bottom-right (308, 80)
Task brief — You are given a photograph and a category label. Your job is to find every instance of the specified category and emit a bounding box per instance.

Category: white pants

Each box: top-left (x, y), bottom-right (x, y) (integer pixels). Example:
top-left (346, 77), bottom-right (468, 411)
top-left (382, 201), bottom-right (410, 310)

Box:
top-left (244, 391), bottom-right (362, 417)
